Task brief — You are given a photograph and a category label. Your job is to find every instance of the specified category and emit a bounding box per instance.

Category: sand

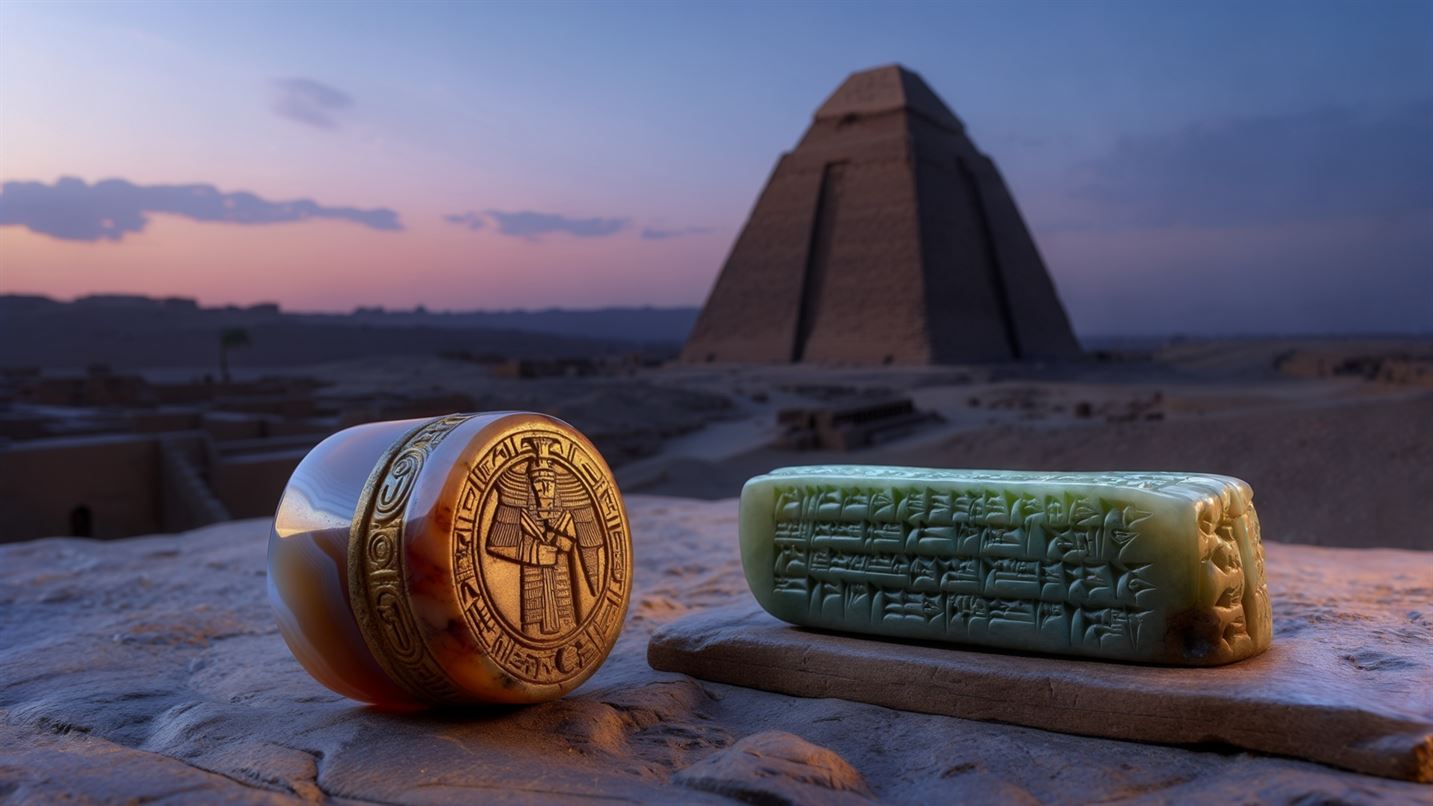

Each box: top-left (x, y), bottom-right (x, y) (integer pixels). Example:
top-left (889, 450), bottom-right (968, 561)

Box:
top-left (621, 355), bottom-right (1433, 551)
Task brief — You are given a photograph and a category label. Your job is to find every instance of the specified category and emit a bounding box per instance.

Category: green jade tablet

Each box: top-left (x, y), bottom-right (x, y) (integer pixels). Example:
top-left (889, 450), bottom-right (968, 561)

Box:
top-left (740, 466), bottom-right (1272, 665)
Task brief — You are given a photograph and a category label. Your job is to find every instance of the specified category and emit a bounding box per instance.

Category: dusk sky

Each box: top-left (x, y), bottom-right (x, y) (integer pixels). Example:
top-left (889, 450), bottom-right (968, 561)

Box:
top-left (1, 1), bottom-right (1430, 335)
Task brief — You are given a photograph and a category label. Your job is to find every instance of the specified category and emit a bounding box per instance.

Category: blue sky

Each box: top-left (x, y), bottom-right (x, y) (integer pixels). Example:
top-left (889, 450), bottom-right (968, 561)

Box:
top-left (1, 0), bottom-right (1430, 334)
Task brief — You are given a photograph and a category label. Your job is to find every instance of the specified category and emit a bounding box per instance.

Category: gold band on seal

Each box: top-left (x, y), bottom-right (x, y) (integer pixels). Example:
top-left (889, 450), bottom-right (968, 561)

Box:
top-left (346, 414), bottom-right (473, 703)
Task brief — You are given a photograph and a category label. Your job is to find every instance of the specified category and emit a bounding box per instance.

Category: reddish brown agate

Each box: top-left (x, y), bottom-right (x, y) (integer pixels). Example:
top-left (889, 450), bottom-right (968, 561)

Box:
top-left (268, 412), bottom-right (632, 706)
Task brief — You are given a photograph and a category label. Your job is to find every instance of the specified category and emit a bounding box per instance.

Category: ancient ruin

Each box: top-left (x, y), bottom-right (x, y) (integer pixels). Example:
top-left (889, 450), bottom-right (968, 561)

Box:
top-left (683, 64), bottom-right (1081, 364)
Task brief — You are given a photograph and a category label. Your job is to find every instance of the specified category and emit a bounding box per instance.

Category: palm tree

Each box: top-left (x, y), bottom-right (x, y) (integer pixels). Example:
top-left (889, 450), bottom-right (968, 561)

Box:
top-left (218, 327), bottom-right (251, 383)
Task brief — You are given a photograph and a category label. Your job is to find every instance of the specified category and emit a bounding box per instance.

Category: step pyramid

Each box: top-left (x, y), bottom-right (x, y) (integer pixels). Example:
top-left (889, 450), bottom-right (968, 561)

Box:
top-left (683, 65), bottom-right (1080, 364)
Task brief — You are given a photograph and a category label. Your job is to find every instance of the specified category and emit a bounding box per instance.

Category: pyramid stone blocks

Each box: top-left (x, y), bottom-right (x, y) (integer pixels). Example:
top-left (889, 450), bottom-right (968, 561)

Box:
top-left (683, 65), bottom-right (1080, 365)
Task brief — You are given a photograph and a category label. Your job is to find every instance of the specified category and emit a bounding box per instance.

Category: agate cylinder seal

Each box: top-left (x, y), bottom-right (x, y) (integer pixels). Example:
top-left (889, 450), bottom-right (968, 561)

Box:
top-left (268, 412), bottom-right (632, 706)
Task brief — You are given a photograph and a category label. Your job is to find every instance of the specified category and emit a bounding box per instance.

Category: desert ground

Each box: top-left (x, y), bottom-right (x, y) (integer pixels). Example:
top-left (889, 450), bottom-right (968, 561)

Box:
top-left (1, 497), bottom-right (1428, 803)
top-left (2, 336), bottom-right (1430, 802)
top-left (296, 337), bottom-right (1433, 550)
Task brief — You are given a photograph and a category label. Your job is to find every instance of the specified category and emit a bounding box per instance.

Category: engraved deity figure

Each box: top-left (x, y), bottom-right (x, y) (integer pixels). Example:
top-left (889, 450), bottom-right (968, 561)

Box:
top-left (486, 438), bottom-right (604, 638)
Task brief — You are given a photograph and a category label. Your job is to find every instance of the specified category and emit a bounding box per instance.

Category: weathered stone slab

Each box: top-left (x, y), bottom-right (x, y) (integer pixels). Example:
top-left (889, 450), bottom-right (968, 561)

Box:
top-left (650, 541), bottom-right (1433, 782)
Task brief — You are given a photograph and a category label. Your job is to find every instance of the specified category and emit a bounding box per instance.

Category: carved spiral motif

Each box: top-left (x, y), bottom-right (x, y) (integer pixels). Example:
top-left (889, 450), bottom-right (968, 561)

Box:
top-left (374, 451), bottom-right (423, 518)
top-left (369, 534), bottom-right (393, 563)
top-left (347, 414), bottom-right (474, 703)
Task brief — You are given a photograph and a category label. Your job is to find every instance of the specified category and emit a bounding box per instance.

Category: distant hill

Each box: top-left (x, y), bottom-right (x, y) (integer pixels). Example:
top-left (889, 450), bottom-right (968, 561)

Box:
top-left (335, 306), bottom-right (699, 344)
top-left (0, 295), bottom-right (697, 370)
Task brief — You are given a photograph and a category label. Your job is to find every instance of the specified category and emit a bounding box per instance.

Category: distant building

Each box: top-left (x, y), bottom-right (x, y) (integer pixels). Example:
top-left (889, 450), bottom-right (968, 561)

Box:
top-left (0, 367), bottom-right (476, 542)
top-left (0, 431), bottom-right (301, 541)
top-left (683, 65), bottom-right (1080, 365)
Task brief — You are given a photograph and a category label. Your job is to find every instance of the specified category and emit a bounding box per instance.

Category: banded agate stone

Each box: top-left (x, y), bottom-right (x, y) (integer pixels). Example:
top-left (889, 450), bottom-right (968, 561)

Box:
top-left (268, 412), bottom-right (632, 707)
top-left (740, 466), bottom-right (1272, 665)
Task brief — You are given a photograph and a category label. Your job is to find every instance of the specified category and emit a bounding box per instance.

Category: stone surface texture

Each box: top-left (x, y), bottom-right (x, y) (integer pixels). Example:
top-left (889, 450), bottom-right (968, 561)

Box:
top-left (2, 497), bottom-right (1429, 803)
top-left (672, 730), bottom-right (875, 806)
top-left (681, 64), bottom-right (1080, 365)
top-left (651, 540), bottom-right (1433, 780)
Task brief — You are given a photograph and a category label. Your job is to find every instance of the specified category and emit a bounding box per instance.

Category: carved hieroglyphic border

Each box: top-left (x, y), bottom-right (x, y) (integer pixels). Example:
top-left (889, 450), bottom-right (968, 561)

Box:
top-left (347, 413), bottom-right (474, 703)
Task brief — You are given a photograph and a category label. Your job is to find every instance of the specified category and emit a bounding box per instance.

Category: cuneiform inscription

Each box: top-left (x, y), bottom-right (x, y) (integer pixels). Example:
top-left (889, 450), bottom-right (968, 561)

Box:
top-left (769, 484), bottom-right (1167, 654)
